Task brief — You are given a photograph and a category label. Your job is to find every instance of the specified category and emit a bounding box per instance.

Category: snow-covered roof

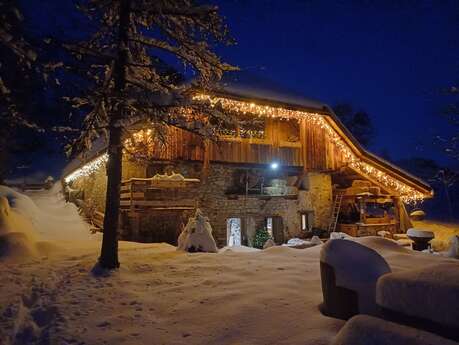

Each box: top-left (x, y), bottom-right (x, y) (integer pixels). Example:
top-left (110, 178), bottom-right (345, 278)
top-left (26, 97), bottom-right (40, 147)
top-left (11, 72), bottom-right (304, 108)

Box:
top-left (215, 71), bottom-right (328, 112)
top-left (62, 136), bottom-right (107, 178)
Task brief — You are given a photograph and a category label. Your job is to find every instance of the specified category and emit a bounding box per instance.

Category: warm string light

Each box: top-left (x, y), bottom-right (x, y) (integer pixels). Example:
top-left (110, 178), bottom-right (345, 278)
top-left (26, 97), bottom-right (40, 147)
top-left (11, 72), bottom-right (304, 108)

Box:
top-left (64, 153), bottom-right (108, 183)
top-left (193, 93), bottom-right (428, 204)
top-left (63, 95), bottom-right (429, 203)
top-left (124, 128), bottom-right (158, 160)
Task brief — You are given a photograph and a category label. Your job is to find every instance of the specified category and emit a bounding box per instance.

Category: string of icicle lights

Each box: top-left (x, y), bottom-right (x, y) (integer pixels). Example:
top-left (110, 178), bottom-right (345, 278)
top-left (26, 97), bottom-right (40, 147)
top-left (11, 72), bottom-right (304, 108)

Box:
top-left (193, 93), bottom-right (428, 203)
top-left (64, 153), bottom-right (108, 183)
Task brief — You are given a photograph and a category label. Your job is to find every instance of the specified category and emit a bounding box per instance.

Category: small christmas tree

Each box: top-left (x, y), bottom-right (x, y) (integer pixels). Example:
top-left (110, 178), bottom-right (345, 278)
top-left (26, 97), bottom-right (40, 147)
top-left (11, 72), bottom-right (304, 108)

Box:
top-left (253, 228), bottom-right (271, 249)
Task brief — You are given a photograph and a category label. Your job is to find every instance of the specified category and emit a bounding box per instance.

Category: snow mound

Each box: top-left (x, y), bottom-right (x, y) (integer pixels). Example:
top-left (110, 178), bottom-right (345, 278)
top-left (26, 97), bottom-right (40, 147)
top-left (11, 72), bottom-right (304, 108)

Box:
top-left (0, 195), bottom-right (39, 260)
top-left (330, 232), bottom-right (353, 240)
top-left (0, 184), bottom-right (94, 260)
top-left (177, 209), bottom-right (218, 253)
top-left (321, 239), bottom-right (391, 315)
top-left (219, 245), bottom-right (260, 253)
top-left (0, 231), bottom-right (38, 259)
top-left (446, 235), bottom-right (459, 259)
top-left (353, 236), bottom-right (408, 254)
top-left (263, 245), bottom-right (297, 255)
top-left (332, 314), bottom-right (457, 345)
top-left (376, 262), bottom-right (459, 330)
top-left (0, 184), bottom-right (92, 242)
top-left (263, 238), bottom-right (276, 249)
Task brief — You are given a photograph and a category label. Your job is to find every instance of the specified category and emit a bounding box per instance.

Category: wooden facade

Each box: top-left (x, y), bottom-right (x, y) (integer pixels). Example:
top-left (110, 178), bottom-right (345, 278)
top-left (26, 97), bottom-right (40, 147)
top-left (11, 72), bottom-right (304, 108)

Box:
top-left (127, 116), bottom-right (348, 172)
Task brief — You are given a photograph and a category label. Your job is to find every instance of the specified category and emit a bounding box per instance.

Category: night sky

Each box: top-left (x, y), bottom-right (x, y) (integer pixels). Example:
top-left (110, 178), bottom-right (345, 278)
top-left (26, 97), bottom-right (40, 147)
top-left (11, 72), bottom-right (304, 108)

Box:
top-left (216, 0), bottom-right (459, 163)
top-left (15, 0), bottom-right (459, 177)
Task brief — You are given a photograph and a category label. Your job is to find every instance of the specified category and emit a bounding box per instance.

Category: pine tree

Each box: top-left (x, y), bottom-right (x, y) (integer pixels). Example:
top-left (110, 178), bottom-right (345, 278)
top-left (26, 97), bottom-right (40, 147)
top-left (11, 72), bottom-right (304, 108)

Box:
top-left (0, 1), bottom-right (43, 180)
top-left (65, 0), bottom-right (236, 269)
top-left (253, 228), bottom-right (271, 249)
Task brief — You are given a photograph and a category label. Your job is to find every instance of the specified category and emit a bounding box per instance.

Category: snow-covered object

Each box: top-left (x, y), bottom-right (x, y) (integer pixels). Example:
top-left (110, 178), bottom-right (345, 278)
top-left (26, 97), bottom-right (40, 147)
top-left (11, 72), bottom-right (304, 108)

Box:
top-left (263, 238), bottom-right (275, 249)
top-left (152, 172), bottom-right (185, 181)
top-left (283, 238), bottom-right (317, 249)
top-left (320, 239), bottom-right (391, 315)
top-left (310, 236), bottom-right (323, 245)
top-left (446, 235), bottom-right (459, 259)
top-left (410, 209), bottom-right (426, 220)
top-left (332, 314), bottom-right (457, 345)
top-left (286, 238), bottom-right (307, 246)
top-left (377, 230), bottom-right (391, 238)
top-left (376, 262), bottom-right (459, 330)
top-left (177, 209), bottom-right (218, 253)
top-left (330, 232), bottom-right (353, 240)
top-left (406, 228), bottom-right (434, 239)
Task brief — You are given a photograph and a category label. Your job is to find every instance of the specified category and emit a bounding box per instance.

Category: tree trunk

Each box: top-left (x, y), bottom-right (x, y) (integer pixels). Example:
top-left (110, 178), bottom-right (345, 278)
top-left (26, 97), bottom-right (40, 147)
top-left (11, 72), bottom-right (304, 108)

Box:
top-left (99, 0), bottom-right (131, 269)
top-left (444, 181), bottom-right (454, 222)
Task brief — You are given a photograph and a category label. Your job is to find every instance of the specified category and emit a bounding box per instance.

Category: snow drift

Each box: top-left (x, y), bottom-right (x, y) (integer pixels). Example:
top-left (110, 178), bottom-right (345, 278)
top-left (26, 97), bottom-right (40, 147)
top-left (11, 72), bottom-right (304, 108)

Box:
top-left (0, 194), bottom-right (39, 259)
top-left (0, 184), bottom-right (93, 260)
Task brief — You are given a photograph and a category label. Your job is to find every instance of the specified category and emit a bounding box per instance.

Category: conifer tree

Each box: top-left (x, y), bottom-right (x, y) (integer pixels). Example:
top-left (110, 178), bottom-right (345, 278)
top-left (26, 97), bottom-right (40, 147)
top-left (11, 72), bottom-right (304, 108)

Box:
top-left (66, 0), bottom-right (236, 269)
top-left (253, 228), bottom-right (271, 249)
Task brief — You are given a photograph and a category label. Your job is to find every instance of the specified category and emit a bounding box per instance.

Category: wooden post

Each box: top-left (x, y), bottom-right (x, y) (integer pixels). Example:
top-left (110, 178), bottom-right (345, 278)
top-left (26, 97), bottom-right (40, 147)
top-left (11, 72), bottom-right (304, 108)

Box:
top-left (299, 119), bottom-right (308, 172)
top-left (201, 139), bottom-right (210, 180)
top-left (393, 196), bottom-right (401, 234)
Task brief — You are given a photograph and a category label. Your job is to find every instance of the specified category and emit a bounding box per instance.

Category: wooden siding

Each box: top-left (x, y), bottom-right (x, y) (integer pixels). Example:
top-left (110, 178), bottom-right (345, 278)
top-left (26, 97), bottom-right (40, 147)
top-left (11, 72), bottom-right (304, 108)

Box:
top-left (129, 117), bottom-right (349, 170)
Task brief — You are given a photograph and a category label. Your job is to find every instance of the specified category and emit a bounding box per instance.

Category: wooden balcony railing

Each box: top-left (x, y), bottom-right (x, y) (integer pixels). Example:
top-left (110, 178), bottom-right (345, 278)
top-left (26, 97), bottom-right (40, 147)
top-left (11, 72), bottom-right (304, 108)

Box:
top-left (120, 177), bottom-right (200, 211)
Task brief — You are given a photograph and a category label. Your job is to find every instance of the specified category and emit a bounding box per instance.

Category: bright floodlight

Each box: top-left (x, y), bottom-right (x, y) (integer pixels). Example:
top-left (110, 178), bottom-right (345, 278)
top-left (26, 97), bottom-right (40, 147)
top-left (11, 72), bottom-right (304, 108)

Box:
top-left (270, 162), bottom-right (279, 170)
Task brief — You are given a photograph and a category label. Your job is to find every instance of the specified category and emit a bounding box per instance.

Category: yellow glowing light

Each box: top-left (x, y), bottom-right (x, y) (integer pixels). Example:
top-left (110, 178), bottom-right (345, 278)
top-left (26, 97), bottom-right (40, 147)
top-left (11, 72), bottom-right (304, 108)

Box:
top-left (64, 153), bottom-right (108, 183)
top-left (193, 93), bottom-right (428, 204)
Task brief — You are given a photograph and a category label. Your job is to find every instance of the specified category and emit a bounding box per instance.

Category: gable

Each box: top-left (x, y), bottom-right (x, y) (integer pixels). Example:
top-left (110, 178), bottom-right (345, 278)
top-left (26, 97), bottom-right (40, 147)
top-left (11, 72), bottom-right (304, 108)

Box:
top-left (193, 92), bottom-right (433, 203)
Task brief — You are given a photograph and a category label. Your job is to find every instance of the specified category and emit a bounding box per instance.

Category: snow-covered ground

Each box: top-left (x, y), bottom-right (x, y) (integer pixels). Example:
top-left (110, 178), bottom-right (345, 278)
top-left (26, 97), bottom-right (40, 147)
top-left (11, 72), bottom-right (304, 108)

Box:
top-left (0, 186), bottom-right (458, 344)
top-left (412, 220), bottom-right (459, 251)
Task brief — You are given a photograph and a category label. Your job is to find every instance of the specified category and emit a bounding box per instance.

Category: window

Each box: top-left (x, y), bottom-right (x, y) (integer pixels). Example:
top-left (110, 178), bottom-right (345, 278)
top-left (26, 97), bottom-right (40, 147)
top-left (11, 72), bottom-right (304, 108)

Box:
top-left (300, 212), bottom-right (314, 231)
top-left (239, 117), bottom-right (266, 139)
top-left (265, 217), bottom-right (273, 237)
top-left (218, 114), bottom-right (266, 140)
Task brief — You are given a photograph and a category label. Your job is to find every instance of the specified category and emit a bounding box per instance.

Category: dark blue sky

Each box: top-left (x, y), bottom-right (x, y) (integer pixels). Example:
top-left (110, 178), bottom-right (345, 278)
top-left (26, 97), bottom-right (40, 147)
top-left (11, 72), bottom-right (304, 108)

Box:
top-left (14, 0), bottom-right (459, 178)
top-left (216, 0), bottom-right (459, 163)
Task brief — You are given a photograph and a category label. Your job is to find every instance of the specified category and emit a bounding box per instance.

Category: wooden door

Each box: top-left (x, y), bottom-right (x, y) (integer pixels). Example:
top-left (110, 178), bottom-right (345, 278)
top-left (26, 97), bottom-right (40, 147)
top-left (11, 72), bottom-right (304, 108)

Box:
top-left (272, 216), bottom-right (284, 244)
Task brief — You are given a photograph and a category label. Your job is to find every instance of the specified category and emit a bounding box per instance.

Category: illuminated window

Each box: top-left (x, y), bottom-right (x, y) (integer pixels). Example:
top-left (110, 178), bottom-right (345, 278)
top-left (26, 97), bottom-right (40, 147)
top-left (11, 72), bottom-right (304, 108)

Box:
top-left (265, 217), bottom-right (273, 237)
top-left (300, 212), bottom-right (314, 231)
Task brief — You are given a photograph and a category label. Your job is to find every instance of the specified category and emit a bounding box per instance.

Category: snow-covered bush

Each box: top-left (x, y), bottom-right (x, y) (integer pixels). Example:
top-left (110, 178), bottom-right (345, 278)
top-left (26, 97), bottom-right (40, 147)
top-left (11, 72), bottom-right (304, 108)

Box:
top-left (177, 209), bottom-right (218, 253)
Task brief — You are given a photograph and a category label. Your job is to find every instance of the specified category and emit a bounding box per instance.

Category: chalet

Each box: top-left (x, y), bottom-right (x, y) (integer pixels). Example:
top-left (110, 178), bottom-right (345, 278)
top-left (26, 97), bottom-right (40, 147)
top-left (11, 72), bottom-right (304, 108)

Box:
top-left (62, 80), bottom-right (433, 247)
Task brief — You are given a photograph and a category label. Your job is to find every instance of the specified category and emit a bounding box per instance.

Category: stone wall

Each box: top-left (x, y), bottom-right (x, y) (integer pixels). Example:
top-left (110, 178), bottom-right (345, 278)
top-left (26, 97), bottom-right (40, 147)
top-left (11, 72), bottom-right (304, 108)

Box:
top-left (139, 162), bottom-right (333, 247)
top-left (69, 157), bottom-right (333, 247)
top-left (72, 164), bottom-right (107, 212)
